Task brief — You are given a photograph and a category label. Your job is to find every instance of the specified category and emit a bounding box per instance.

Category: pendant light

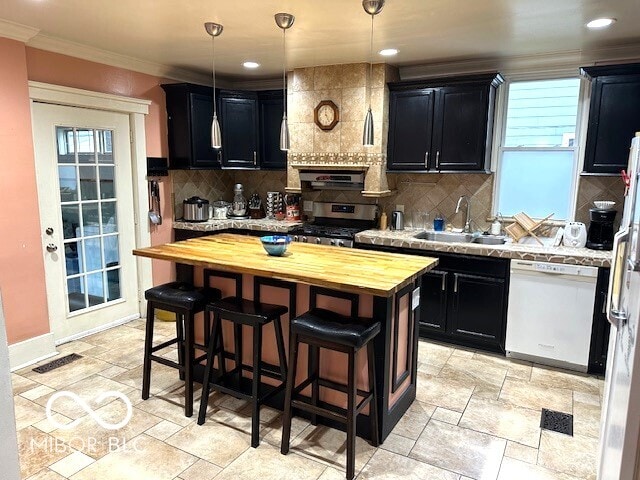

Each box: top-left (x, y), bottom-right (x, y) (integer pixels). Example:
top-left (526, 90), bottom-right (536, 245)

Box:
top-left (275, 13), bottom-right (295, 151)
top-left (205, 22), bottom-right (223, 149)
top-left (362, 0), bottom-right (384, 147)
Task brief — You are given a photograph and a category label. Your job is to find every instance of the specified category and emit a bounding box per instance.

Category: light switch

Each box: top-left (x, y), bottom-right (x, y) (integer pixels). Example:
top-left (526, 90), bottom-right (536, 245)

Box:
top-left (412, 287), bottom-right (420, 310)
top-left (395, 204), bottom-right (404, 213)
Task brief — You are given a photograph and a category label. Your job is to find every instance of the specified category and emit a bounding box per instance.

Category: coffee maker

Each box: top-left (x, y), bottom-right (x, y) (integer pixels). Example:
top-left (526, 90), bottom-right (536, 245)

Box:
top-left (586, 208), bottom-right (617, 250)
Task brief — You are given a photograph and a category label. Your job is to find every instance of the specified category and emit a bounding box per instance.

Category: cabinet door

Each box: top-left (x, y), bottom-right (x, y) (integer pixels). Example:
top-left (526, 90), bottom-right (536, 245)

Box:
top-left (220, 96), bottom-right (258, 169)
top-left (259, 94), bottom-right (287, 170)
top-left (448, 272), bottom-right (506, 348)
top-left (584, 75), bottom-right (640, 173)
top-left (387, 89), bottom-right (434, 171)
top-left (190, 92), bottom-right (222, 168)
top-left (432, 85), bottom-right (489, 171)
top-left (419, 270), bottom-right (448, 334)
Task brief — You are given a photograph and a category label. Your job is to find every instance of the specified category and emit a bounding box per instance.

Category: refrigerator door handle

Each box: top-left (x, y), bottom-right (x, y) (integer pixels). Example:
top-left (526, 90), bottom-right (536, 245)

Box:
top-left (607, 228), bottom-right (631, 328)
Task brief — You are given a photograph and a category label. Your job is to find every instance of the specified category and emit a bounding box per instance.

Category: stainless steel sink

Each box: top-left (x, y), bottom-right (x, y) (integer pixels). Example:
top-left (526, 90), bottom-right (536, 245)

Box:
top-left (472, 235), bottom-right (507, 245)
top-left (414, 231), bottom-right (507, 245)
top-left (414, 231), bottom-right (474, 243)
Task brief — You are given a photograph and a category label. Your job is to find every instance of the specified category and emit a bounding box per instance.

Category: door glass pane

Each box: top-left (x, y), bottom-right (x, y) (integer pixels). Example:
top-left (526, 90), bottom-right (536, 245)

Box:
top-left (106, 269), bottom-right (121, 301)
top-left (86, 272), bottom-right (105, 306)
top-left (97, 130), bottom-right (113, 164)
top-left (101, 201), bottom-right (117, 234)
top-left (59, 166), bottom-right (78, 202)
top-left (64, 242), bottom-right (83, 275)
top-left (103, 234), bottom-right (120, 267)
top-left (55, 126), bottom-right (122, 313)
top-left (67, 277), bottom-right (86, 312)
top-left (99, 166), bottom-right (115, 199)
top-left (84, 238), bottom-right (103, 272)
top-left (79, 166), bottom-right (98, 200)
top-left (61, 205), bottom-right (80, 239)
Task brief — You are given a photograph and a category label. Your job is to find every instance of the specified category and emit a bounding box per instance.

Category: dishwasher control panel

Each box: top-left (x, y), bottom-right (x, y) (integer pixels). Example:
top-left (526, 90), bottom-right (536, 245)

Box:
top-left (511, 260), bottom-right (598, 278)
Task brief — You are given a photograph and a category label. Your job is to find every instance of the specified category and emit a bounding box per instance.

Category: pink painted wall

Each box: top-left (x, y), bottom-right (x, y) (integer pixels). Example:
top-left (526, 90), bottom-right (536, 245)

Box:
top-left (0, 38), bottom-right (50, 345)
top-left (25, 47), bottom-right (175, 286)
top-left (0, 40), bottom-right (175, 346)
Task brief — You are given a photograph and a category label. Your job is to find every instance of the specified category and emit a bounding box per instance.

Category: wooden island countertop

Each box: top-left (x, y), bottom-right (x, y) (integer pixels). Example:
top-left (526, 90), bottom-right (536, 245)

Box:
top-left (134, 233), bottom-right (437, 297)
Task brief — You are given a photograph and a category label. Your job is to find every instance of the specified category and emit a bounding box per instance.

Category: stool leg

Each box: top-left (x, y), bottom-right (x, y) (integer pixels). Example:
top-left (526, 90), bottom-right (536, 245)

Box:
top-left (346, 349), bottom-right (356, 480)
top-left (214, 313), bottom-right (226, 378)
top-left (197, 317), bottom-right (220, 425)
top-left (280, 332), bottom-right (299, 455)
top-left (142, 302), bottom-right (155, 400)
top-left (273, 316), bottom-right (288, 382)
top-left (250, 324), bottom-right (263, 448)
top-left (367, 342), bottom-right (380, 447)
top-left (234, 323), bottom-right (243, 375)
top-left (184, 311), bottom-right (195, 417)
top-left (310, 345), bottom-right (320, 426)
top-left (176, 313), bottom-right (185, 381)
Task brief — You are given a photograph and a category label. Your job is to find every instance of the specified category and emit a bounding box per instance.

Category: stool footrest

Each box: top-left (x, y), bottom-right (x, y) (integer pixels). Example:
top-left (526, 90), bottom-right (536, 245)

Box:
top-left (291, 399), bottom-right (347, 423)
top-left (207, 371), bottom-right (286, 404)
top-left (151, 338), bottom-right (180, 352)
top-left (149, 354), bottom-right (182, 372)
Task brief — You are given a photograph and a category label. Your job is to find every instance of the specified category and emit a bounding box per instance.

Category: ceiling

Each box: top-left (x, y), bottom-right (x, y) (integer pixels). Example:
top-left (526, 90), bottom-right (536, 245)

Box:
top-left (1, 0), bottom-right (639, 81)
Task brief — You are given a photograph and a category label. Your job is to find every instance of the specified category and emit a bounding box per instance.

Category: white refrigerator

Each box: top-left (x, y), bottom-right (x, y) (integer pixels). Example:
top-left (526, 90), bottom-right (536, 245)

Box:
top-left (600, 132), bottom-right (640, 479)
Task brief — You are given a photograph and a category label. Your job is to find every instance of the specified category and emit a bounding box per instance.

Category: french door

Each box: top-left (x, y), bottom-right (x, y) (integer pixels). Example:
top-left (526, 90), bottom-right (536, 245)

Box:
top-left (32, 102), bottom-right (139, 342)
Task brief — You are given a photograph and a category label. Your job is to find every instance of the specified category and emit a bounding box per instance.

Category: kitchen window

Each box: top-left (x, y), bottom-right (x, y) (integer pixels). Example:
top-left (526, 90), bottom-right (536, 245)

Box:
top-left (495, 78), bottom-right (581, 220)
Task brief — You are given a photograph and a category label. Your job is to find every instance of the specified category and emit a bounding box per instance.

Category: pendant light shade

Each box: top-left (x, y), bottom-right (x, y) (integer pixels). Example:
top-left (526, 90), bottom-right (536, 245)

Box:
top-left (275, 13), bottom-right (295, 152)
top-left (363, 107), bottom-right (374, 146)
top-left (205, 22), bottom-right (223, 149)
top-left (362, 0), bottom-right (384, 147)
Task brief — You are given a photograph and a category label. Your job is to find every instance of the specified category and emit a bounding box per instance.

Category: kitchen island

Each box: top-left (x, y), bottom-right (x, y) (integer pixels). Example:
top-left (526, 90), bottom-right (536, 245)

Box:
top-left (134, 233), bottom-right (437, 441)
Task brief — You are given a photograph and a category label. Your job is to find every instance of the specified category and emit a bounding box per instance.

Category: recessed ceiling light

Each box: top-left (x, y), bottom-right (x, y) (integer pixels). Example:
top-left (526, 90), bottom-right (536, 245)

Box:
top-left (243, 61), bottom-right (260, 69)
top-left (586, 17), bottom-right (616, 29)
top-left (379, 48), bottom-right (399, 56)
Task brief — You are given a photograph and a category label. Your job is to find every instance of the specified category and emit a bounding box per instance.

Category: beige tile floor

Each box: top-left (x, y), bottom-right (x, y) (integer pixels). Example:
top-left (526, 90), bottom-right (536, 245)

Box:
top-left (11, 320), bottom-right (604, 480)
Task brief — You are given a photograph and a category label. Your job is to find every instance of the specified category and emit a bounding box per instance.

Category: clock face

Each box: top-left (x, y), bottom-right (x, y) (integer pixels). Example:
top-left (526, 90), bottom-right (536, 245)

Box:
top-left (314, 100), bottom-right (339, 130)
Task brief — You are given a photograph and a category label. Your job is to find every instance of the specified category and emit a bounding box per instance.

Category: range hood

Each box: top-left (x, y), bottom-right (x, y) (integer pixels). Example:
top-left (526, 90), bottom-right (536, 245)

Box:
top-left (299, 170), bottom-right (365, 190)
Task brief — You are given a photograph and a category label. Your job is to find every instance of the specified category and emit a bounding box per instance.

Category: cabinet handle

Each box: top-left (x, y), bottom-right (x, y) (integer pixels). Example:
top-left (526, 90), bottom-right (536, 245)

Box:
top-left (424, 151), bottom-right (429, 168)
top-left (441, 272), bottom-right (447, 291)
top-left (253, 151), bottom-right (257, 166)
top-left (217, 151), bottom-right (222, 164)
top-left (602, 292), bottom-right (607, 315)
top-left (435, 151), bottom-right (440, 170)
top-left (453, 273), bottom-right (458, 293)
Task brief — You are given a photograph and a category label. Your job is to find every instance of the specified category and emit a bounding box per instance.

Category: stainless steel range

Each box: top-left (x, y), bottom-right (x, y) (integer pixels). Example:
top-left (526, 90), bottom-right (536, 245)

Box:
top-left (289, 202), bottom-right (378, 247)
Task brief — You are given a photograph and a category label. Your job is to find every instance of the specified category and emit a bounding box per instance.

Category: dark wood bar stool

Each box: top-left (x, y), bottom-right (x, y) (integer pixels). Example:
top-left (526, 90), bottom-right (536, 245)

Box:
top-left (280, 308), bottom-right (381, 480)
top-left (198, 297), bottom-right (288, 448)
top-left (142, 281), bottom-right (221, 417)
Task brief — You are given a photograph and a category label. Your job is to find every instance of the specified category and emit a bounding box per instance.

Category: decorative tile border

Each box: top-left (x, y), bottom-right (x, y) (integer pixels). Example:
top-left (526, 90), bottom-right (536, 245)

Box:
top-left (173, 219), bottom-right (300, 233)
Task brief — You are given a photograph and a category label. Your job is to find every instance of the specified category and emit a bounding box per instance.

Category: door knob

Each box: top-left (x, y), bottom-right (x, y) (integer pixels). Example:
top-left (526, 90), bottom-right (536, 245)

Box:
top-left (45, 227), bottom-right (54, 235)
top-left (46, 244), bottom-right (58, 252)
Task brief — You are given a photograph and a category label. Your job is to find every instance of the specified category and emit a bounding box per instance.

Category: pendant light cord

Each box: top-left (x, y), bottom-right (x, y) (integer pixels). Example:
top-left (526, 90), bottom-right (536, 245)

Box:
top-left (282, 28), bottom-right (287, 117)
top-left (212, 34), bottom-right (217, 115)
top-left (368, 13), bottom-right (374, 109)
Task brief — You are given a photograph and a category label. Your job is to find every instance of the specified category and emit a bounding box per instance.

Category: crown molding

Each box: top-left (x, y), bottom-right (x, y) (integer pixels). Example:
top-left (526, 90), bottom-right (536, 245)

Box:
top-left (400, 44), bottom-right (640, 80)
top-left (26, 33), bottom-right (211, 84)
top-left (0, 18), bottom-right (39, 42)
top-left (228, 78), bottom-right (283, 90)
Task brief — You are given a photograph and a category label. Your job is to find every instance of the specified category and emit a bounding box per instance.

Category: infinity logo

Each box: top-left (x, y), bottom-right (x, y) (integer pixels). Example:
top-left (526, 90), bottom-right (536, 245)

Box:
top-left (46, 391), bottom-right (133, 431)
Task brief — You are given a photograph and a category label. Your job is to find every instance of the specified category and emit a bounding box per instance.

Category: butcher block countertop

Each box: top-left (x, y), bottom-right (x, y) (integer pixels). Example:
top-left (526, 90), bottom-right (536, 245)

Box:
top-left (134, 233), bottom-right (438, 297)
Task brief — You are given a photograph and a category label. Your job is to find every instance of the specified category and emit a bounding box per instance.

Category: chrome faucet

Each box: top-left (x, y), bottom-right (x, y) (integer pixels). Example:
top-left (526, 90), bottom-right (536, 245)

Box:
top-left (455, 195), bottom-right (472, 233)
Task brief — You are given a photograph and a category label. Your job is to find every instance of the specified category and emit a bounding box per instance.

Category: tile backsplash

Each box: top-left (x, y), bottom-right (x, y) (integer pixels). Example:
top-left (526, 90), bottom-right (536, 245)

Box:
top-left (172, 169), bottom-right (624, 231)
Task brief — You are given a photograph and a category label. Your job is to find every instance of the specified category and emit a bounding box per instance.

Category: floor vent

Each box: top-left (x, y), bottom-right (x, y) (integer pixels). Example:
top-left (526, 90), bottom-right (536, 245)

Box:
top-left (540, 408), bottom-right (573, 436)
top-left (32, 353), bottom-right (82, 373)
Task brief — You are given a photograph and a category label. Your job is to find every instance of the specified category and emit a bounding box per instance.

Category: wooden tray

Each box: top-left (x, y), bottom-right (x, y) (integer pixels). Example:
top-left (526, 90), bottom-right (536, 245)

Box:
top-left (505, 212), bottom-right (554, 244)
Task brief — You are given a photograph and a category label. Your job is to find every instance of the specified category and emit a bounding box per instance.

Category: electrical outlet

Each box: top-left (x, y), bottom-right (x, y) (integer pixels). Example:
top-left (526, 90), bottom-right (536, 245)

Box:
top-left (395, 204), bottom-right (404, 213)
top-left (303, 201), bottom-right (313, 211)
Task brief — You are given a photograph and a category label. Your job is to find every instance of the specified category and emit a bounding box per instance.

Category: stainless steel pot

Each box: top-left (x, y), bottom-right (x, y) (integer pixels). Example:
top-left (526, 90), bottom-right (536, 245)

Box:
top-left (183, 196), bottom-right (210, 222)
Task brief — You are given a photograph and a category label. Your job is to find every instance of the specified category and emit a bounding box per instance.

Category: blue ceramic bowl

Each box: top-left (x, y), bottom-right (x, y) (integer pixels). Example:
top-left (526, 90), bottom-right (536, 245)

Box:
top-left (260, 235), bottom-right (291, 256)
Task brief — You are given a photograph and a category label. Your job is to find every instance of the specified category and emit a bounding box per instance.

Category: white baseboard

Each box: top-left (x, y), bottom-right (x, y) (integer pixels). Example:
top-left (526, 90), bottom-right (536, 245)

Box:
top-left (54, 313), bottom-right (140, 346)
top-left (9, 333), bottom-right (57, 371)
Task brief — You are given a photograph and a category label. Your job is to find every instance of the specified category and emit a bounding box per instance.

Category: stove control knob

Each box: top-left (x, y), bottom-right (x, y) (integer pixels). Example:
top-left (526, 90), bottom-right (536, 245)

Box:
top-left (293, 235), bottom-right (299, 242)
top-left (302, 236), bottom-right (307, 243)
top-left (337, 240), bottom-right (344, 247)
top-left (330, 239), bottom-right (336, 246)
top-left (315, 238), bottom-right (321, 245)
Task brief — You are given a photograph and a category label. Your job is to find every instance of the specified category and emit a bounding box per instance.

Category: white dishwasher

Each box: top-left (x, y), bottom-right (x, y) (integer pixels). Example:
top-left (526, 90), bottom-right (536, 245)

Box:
top-left (505, 260), bottom-right (598, 372)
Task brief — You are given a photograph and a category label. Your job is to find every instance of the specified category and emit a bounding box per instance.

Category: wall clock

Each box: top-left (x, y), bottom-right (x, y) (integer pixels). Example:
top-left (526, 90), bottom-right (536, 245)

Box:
top-left (314, 100), bottom-right (339, 131)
